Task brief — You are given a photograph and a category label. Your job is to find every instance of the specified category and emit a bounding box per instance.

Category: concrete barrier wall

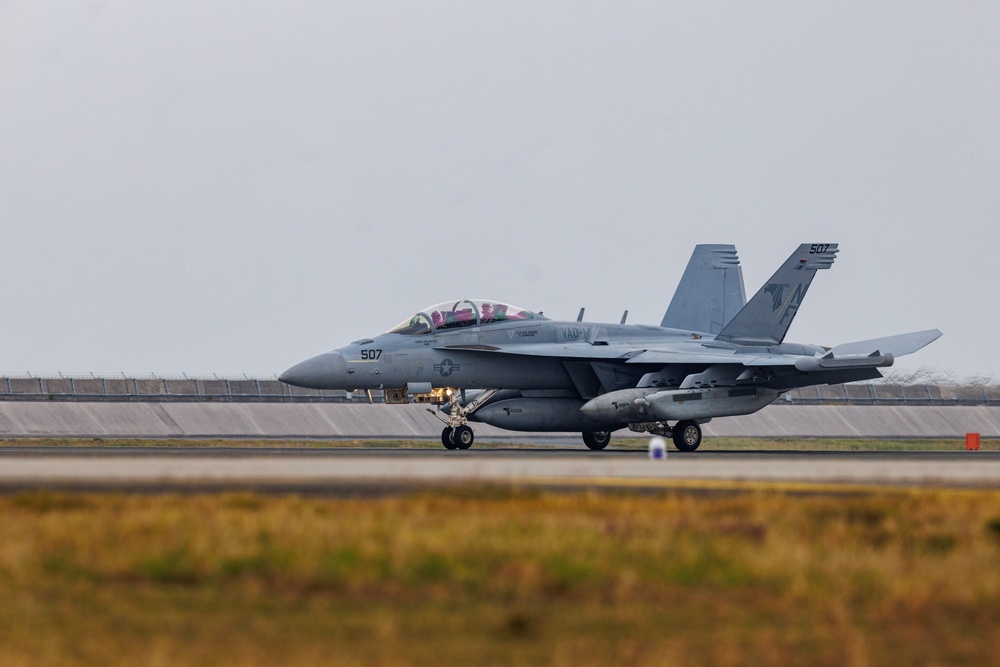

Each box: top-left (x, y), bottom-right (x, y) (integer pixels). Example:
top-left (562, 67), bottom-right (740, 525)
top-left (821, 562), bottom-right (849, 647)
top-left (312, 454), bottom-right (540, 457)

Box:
top-left (702, 405), bottom-right (1000, 438)
top-left (0, 402), bottom-right (997, 439)
top-left (0, 376), bottom-right (354, 401)
top-left (6, 376), bottom-right (998, 405)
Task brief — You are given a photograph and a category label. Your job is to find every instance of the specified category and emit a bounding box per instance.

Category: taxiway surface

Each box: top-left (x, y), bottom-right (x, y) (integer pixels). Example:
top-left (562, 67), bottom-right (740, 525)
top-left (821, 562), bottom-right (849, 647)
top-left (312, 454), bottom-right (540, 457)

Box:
top-left (0, 447), bottom-right (998, 493)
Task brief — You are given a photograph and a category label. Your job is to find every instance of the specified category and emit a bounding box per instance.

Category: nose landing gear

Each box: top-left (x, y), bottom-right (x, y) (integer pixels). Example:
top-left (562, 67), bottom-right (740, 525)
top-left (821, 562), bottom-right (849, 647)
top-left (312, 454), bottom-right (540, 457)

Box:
top-left (429, 389), bottom-right (501, 450)
top-left (440, 425), bottom-right (475, 449)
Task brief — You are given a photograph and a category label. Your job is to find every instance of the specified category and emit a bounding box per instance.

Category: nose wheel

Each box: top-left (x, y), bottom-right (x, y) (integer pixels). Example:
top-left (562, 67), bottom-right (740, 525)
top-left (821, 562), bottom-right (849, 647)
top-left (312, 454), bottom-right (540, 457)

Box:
top-left (452, 425), bottom-right (474, 449)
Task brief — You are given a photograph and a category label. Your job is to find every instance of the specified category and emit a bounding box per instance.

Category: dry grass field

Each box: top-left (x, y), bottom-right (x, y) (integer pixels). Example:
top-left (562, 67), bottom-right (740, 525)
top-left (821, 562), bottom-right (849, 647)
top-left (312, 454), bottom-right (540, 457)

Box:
top-left (1, 487), bottom-right (999, 666)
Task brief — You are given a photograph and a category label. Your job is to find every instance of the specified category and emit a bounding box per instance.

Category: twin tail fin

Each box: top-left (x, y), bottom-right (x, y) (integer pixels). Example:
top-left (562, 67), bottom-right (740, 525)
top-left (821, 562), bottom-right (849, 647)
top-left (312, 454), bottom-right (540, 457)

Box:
top-left (716, 243), bottom-right (838, 345)
top-left (661, 244), bottom-right (746, 334)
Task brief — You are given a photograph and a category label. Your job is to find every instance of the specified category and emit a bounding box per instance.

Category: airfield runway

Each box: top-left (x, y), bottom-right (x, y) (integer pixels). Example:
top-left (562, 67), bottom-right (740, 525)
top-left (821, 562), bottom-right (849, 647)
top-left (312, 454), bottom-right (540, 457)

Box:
top-left (1, 447), bottom-right (998, 493)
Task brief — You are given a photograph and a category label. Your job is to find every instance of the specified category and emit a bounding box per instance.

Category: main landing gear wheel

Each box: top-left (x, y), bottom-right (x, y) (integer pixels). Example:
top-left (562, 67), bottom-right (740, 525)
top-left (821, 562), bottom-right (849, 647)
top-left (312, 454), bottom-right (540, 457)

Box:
top-left (452, 425), bottom-right (475, 450)
top-left (672, 420), bottom-right (702, 452)
top-left (441, 427), bottom-right (459, 450)
top-left (582, 431), bottom-right (611, 451)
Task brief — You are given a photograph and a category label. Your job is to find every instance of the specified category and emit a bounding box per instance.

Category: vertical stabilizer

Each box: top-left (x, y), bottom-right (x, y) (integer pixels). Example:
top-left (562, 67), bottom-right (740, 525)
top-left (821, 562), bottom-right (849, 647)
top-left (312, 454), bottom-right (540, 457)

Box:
top-left (661, 244), bottom-right (746, 334)
top-left (716, 243), bottom-right (838, 344)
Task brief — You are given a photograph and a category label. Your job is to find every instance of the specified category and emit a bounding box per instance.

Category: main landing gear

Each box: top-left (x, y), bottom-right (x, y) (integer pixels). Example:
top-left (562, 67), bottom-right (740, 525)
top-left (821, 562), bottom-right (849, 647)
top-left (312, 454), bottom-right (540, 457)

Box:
top-left (583, 422), bottom-right (702, 452)
top-left (582, 431), bottom-right (611, 450)
top-left (671, 420), bottom-right (702, 452)
top-left (629, 420), bottom-right (705, 452)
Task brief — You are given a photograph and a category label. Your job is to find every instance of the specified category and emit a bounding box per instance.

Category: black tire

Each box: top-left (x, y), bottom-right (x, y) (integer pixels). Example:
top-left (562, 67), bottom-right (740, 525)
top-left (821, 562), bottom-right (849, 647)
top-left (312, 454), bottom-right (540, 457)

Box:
top-left (582, 431), bottom-right (611, 450)
top-left (672, 420), bottom-right (702, 452)
top-left (453, 425), bottom-right (474, 450)
top-left (442, 428), bottom-right (458, 450)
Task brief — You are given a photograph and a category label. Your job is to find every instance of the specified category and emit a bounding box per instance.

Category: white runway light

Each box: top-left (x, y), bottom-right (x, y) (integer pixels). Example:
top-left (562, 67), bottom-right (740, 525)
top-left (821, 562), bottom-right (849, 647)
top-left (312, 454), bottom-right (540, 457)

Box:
top-left (648, 436), bottom-right (667, 460)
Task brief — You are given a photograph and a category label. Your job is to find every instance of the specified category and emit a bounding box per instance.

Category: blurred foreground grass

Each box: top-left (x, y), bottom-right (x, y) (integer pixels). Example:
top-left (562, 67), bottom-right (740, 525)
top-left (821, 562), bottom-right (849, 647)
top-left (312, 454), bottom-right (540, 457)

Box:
top-left (1, 488), bottom-right (999, 666)
top-left (0, 436), bottom-right (996, 450)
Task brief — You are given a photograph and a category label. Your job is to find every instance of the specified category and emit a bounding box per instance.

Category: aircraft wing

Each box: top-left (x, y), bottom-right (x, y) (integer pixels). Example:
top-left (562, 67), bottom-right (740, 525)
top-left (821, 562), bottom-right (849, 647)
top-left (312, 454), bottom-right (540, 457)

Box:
top-left (642, 330), bottom-right (943, 371)
top-left (440, 328), bottom-right (942, 370)
top-left (438, 342), bottom-right (638, 360)
top-left (626, 349), bottom-right (768, 365)
top-left (822, 329), bottom-right (942, 358)
top-left (791, 329), bottom-right (943, 372)
top-left (440, 342), bottom-right (775, 366)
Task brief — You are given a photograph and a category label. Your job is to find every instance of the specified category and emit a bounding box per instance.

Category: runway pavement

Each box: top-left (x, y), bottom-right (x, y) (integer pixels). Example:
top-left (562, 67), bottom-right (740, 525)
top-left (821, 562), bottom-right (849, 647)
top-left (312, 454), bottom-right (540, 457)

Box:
top-left (1, 446), bottom-right (998, 493)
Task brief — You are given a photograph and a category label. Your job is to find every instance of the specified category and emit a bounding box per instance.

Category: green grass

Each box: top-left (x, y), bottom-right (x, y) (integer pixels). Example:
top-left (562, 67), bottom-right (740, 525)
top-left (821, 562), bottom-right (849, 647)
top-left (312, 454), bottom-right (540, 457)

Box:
top-left (1, 488), bottom-right (999, 665)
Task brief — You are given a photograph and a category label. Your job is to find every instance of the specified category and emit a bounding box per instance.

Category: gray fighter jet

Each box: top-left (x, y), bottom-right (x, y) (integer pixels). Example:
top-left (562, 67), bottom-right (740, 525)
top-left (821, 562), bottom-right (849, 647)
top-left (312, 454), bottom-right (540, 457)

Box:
top-left (280, 244), bottom-right (941, 451)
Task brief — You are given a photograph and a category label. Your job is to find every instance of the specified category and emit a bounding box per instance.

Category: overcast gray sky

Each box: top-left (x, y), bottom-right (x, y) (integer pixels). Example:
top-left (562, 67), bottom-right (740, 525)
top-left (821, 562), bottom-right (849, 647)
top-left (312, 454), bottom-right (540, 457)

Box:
top-left (2, 2), bottom-right (998, 379)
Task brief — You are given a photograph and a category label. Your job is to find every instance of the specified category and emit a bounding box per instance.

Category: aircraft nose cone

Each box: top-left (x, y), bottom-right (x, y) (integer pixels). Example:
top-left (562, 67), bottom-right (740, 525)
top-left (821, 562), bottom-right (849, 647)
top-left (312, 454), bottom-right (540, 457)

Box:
top-left (278, 352), bottom-right (348, 389)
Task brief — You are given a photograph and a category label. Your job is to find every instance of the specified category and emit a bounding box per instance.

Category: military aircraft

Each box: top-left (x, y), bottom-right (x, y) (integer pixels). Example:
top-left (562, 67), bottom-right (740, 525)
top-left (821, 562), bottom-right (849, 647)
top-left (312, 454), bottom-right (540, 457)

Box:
top-left (280, 244), bottom-right (941, 451)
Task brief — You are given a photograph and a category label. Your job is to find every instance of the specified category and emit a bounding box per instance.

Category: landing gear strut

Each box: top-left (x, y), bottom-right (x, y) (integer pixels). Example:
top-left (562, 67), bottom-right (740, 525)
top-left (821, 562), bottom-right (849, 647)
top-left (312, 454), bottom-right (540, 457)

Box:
top-left (428, 389), bottom-right (502, 450)
top-left (672, 420), bottom-right (702, 452)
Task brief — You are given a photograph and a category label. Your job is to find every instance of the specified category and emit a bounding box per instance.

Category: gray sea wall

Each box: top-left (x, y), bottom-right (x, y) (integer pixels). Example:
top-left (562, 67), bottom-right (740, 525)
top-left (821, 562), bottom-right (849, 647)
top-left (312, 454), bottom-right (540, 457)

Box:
top-left (0, 402), bottom-right (997, 439)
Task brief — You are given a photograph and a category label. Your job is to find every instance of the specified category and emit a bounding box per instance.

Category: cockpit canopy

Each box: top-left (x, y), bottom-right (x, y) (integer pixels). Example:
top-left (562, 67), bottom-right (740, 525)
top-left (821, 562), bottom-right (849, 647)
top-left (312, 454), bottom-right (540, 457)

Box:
top-left (388, 300), bottom-right (544, 335)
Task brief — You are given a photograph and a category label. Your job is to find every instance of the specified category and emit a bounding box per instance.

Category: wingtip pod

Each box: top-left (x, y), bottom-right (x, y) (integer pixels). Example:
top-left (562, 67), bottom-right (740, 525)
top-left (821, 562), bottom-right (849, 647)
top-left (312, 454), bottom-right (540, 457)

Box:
top-left (794, 352), bottom-right (894, 372)
top-left (794, 329), bottom-right (943, 372)
top-left (826, 329), bottom-right (943, 358)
